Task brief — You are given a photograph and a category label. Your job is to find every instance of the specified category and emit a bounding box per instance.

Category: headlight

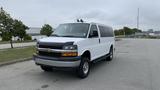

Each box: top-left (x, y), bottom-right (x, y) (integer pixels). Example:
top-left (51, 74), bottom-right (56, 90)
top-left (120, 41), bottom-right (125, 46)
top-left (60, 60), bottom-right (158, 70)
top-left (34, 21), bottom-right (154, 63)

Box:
top-left (35, 42), bottom-right (39, 54)
top-left (36, 42), bottom-right (39, 48)
top-left (63, 45), bottom-right (77, 50)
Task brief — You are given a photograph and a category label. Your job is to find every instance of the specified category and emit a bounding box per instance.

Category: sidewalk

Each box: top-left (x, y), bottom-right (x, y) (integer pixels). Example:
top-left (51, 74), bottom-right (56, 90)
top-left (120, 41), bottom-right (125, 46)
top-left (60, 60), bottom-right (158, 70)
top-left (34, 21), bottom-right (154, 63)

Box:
top-left (0, 42), bottom-right (36, 49)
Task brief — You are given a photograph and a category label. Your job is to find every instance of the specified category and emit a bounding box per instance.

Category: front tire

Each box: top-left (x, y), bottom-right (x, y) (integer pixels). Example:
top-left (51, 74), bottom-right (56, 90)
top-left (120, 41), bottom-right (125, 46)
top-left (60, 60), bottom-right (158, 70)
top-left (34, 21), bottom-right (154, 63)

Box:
top-left (40, 66), bottom-right (53, 72)
top-left (106, 47), bottom-right (113, 61)
top-left (77, 57), bottom-right (90, 78)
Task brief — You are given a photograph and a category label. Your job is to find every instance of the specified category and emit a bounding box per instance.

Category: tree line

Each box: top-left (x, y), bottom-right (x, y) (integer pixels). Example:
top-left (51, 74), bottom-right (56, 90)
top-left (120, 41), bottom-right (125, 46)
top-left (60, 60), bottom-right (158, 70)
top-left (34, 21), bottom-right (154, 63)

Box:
top-left (0, 7), bottom-right (53, 48)
top-left (114, 27), bottom-right (142, 36)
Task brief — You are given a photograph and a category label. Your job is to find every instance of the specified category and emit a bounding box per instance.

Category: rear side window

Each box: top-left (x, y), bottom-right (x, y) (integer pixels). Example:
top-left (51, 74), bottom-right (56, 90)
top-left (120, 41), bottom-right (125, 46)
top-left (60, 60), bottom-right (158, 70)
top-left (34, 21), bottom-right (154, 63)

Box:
top-left (99, 26), bottom-right (114, 37)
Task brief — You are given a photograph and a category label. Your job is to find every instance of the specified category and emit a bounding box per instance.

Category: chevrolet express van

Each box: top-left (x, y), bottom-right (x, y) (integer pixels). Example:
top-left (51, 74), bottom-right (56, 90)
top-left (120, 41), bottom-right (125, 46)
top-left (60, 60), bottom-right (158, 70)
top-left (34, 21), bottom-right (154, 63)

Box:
top-left (33, 23), bottom-right (115, 78)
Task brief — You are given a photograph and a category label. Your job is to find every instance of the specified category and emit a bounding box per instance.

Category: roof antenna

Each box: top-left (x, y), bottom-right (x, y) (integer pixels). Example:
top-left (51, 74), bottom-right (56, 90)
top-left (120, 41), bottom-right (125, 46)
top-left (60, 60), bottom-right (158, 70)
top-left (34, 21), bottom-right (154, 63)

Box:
top-left (77, 19), bottom-right (80, 22)
top-left (80, 19), bottom-right (84, 23)
top-left (76, 19), bottom-right (84, 23)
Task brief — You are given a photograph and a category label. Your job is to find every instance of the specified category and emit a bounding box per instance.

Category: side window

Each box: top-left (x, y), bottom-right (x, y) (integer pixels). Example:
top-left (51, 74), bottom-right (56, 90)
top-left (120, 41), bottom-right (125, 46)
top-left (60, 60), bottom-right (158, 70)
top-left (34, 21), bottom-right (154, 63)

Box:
top-left (99, 26), bottom-right (106, 37)
top-left (89, 25), bottom-right (98, 38)
top-left (108, 28), bottom-right (114, 37)
top-left (99, 26), bottom-right (113, 37)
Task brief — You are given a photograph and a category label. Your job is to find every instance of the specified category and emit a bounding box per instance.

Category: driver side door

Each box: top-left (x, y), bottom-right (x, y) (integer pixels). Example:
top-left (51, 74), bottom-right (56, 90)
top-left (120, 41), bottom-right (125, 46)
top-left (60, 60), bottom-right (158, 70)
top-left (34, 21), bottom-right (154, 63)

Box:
top-left (88, 24), bottom-right (101, 61)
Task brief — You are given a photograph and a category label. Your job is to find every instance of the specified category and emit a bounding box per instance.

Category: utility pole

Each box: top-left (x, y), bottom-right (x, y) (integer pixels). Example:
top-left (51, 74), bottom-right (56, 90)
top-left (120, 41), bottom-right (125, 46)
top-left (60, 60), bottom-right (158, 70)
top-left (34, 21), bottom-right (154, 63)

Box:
top-left (137, 8), bottom-right (140, 29)
top-left (134, 8), bottom-right (140, 38)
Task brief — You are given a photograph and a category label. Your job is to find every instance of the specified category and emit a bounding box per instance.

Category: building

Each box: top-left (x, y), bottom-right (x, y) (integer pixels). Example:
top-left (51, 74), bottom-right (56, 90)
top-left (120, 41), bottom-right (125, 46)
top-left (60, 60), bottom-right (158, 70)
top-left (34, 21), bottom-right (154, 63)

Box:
top-left (154, 31), bottom-right (160, 37)
top-left (135, 32), bottom-right (148, 38)
top-left (26, 27), bottom-right (46, 40)
top-left (135, 29), bottom-right (160, 38)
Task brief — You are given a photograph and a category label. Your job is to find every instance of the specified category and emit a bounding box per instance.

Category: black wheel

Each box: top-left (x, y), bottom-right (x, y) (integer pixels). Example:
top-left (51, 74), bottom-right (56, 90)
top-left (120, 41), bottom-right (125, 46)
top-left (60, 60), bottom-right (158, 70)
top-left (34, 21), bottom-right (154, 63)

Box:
top-left (106, 47), bottom-right (113, 61)
top-left (77, 57), bottom-right (90, 78)
top-left (40, 66), bottom-right (53, 72)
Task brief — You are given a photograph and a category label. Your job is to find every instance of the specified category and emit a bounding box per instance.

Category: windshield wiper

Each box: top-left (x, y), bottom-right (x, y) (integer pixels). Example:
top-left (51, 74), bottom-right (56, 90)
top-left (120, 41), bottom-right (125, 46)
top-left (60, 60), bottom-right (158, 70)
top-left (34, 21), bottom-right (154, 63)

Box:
top-left (61, 35), bottom-right (75, 37)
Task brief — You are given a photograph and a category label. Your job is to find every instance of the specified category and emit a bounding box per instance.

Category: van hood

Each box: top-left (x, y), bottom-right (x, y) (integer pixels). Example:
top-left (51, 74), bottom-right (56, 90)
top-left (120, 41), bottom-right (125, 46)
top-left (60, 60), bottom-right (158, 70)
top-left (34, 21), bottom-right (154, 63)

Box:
top-left (38, 37), bottom-right (85, 43)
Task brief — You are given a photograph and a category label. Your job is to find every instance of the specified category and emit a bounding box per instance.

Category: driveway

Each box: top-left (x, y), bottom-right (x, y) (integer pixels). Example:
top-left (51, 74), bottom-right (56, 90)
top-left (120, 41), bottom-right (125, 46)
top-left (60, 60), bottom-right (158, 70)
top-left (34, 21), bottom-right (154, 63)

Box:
top-left (0, 39), bottom-right (160, 90)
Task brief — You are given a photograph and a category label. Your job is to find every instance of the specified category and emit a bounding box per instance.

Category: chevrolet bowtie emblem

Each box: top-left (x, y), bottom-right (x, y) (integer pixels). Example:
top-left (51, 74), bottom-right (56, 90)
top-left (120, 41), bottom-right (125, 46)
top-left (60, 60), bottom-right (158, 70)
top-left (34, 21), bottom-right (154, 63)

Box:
top-left (47, 48), bottom-right (51, 52)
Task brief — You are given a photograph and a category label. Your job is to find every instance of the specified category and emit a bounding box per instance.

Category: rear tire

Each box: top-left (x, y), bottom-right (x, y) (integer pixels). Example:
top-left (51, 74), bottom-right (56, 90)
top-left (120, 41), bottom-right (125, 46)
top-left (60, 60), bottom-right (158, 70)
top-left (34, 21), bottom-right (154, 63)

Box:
top-left (40, 66), bottom-right (53, 72)
top-left (106, 47), bottom-right (113, 61)
top-left (76, 57), bottom-right (90, 78)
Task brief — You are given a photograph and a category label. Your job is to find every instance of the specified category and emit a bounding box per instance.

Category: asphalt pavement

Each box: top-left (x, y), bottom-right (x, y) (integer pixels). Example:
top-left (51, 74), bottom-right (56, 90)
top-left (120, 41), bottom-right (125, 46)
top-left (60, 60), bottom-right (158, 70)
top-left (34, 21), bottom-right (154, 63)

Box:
top-left (0, 39), bottom-right (160, 90)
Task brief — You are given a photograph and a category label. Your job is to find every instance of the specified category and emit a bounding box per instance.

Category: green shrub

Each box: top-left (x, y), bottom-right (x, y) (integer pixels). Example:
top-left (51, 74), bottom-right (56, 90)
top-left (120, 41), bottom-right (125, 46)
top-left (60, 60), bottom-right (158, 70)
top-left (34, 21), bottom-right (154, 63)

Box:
top-left (24, 34), bottom-right (32, 41)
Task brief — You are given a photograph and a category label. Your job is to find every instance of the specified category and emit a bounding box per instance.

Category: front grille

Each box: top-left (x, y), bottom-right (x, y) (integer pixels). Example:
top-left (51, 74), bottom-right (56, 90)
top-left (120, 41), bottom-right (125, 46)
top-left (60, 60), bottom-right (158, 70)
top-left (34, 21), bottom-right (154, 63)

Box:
top-left (38, 51), bottom-right (61, 57)
top-left (38, 42), bottom-right (74, 49)
top-left (39, 45), bottom-right (62, 49)
top-left (38, 42), bottom-right (65, 49)
top-left (37, 42), bottom-right (74, 57)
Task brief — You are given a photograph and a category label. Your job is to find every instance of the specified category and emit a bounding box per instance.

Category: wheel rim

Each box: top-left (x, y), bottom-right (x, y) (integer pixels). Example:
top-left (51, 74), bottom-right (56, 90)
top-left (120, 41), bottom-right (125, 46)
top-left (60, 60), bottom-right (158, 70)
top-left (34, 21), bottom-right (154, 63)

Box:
top-left (83, 62), bottom-right (89, 74)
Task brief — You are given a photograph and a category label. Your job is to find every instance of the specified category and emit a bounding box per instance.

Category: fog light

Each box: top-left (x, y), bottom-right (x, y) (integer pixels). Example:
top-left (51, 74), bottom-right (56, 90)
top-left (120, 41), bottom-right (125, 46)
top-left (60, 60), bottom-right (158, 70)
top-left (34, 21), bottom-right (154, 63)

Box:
top-left (62, 52), bottom-right (78, 57)
top-left (33, 53), bottom-right (37, 56)
top-left (35, 48), bottom-right (39, 54)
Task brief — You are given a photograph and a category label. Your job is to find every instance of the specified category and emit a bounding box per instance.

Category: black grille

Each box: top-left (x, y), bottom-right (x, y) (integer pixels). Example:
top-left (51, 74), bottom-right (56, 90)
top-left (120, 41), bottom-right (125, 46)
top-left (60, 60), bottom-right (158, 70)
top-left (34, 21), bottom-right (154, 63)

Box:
top-left (38, 42), bottom-right (74, 49)
top-left (39, 45), bottom-right (62, 49)
top-left (38, 51), bottom-right (61, 57)
top-left (38, 42), bottom-right (65, 49)
top-left (37, 42), bottom-right (74, 57)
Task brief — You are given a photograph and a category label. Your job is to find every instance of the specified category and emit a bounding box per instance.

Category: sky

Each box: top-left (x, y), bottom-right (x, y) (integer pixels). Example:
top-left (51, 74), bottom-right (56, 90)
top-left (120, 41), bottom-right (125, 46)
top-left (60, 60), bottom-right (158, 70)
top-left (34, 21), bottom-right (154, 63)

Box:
top-left (1, 0), bottom-right (160, 31)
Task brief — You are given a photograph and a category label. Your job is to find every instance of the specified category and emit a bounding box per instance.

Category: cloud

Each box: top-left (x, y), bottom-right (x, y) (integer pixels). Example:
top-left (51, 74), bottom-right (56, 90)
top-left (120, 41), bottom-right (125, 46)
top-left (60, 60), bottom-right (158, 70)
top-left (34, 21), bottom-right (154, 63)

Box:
top-left (1, 0), bottom-right (160, 30)
top-left (74, 10), bottom-right (136, 29)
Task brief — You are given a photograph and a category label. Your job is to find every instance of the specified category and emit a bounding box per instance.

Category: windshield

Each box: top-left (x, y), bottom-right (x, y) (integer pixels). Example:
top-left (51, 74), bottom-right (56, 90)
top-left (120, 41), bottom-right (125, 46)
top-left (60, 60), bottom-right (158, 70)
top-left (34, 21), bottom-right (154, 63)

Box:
top-left (53, 23), bottom-right (90, 38)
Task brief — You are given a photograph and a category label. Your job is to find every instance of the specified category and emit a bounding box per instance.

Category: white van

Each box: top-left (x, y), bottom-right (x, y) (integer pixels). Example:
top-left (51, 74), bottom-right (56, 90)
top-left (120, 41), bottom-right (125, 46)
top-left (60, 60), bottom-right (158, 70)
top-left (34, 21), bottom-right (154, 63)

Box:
top-left (33, 23), bottom-right (115, 78)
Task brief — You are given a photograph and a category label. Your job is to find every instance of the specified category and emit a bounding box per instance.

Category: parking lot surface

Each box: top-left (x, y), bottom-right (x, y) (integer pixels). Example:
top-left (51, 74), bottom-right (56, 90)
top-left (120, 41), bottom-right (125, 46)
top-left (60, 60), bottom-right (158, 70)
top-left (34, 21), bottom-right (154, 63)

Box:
top-left (0, 39), bottom-right (160, 90)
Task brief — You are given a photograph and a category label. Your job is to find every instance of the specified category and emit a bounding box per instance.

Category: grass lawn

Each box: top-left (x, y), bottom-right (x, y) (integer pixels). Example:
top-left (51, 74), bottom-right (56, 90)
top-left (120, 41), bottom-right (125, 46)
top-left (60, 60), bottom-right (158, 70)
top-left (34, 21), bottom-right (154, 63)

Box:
top-left (0, 46), bottom-right (35, 63)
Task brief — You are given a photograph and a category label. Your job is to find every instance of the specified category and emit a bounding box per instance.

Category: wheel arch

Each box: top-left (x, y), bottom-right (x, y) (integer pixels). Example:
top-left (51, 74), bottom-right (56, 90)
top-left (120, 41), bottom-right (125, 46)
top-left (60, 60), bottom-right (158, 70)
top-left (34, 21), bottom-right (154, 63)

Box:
top-left (81, 50), bottom-right (91, 61)
top-left (110, 44), bottom-right (113, 50)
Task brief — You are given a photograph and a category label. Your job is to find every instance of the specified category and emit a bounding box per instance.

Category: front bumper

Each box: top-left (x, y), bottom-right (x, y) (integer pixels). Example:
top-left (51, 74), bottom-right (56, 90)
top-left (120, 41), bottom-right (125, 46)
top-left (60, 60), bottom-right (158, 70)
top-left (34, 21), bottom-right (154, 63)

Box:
top-left (33, 55), bottom-right (81, 68)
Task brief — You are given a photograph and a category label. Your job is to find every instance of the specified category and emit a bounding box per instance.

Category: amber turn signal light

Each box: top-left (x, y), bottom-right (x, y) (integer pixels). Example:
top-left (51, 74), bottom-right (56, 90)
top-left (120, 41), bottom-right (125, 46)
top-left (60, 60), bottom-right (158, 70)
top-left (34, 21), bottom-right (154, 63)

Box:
top-left (61, 52), bottom-right (78, 57)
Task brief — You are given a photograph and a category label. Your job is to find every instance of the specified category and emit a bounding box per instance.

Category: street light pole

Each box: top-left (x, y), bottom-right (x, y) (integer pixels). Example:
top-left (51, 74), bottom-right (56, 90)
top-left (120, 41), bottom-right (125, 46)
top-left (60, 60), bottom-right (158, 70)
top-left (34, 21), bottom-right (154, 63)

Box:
top-left (137, 8), bottom-right (140, 29)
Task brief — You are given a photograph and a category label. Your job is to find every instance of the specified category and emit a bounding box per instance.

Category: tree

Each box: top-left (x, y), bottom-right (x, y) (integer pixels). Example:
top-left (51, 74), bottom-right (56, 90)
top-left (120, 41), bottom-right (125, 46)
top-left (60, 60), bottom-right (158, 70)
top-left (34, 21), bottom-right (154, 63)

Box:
top-left (132, 28), bottom-right (142, 33)
top-left (0, 7), bottom-right (14, 48)
top-left (123, 27), bottom-right (133, 35)
top-left (114, 29), bottom-right (125, 36)
top-left (40, 24), bottom-right (53, 37)
top-left (13, 19), bottom-right (28, 41)
top-left (0, 7), bottom-right (28, 48)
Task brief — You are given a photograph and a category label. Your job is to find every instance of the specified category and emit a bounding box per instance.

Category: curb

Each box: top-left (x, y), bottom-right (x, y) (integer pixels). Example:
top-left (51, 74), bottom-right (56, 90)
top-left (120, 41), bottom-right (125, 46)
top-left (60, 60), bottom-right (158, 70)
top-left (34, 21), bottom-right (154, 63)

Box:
top-left (0, 57), bottom-right (32, 67)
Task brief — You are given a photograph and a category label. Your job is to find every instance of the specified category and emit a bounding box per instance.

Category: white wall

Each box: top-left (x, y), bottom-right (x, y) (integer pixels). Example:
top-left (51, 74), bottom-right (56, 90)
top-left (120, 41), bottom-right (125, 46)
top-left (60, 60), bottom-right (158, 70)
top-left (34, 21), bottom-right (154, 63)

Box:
top-left (31, 35), bottom-right (47, 40)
